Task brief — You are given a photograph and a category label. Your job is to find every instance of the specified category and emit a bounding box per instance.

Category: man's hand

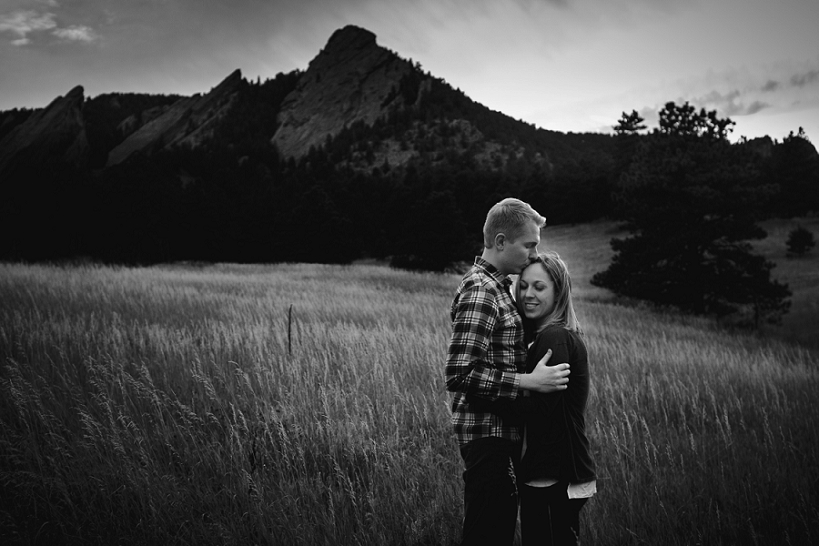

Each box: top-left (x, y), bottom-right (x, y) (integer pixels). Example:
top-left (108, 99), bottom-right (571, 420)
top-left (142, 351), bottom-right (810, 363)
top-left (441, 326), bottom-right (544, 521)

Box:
top-left (518, 349), bottom-right (570, 393)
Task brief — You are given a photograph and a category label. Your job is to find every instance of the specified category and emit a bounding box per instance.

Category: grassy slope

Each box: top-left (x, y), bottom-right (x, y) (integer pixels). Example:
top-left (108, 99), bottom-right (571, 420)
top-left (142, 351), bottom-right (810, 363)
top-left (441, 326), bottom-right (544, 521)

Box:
top-left (538, 219), bottom-right (621, 303)
top-left (544, 217), bottom-right (819, 349)
top-left (753, 217), bottom-right (819, 347)
top-left (1, 219), bottom-right (818, 545)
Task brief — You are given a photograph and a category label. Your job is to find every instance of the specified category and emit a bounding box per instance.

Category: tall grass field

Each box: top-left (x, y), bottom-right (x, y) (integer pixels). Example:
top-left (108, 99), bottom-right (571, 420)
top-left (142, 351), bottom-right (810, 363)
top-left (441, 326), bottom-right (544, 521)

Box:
top-left (1, 219), bottom-right (818, 545)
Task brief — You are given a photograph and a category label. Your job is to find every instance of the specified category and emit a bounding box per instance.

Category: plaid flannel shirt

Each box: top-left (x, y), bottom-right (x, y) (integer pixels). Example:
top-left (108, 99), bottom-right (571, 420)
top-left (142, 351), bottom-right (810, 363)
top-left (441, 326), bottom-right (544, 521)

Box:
top-left (445, 257), bottom-right (526, 446)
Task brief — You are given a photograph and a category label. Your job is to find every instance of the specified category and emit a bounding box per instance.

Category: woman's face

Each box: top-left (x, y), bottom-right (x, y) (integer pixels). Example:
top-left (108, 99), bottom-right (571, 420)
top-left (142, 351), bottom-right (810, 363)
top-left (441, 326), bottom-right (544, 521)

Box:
top-left (518, 262), bottom-right (556, 323)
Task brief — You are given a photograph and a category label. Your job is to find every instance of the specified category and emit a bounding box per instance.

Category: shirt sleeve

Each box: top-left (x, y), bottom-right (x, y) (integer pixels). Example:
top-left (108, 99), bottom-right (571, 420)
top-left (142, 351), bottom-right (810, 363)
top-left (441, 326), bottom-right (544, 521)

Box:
top-left (445, 281), bottom-right (521, 400)
top-left (470, 328), bottom-right (569, 422)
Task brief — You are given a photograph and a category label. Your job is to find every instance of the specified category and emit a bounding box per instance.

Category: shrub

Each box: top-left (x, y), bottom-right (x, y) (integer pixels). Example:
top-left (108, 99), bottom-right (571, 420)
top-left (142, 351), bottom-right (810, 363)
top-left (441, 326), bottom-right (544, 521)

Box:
top-left (786, 224), bottom-right (816, 257)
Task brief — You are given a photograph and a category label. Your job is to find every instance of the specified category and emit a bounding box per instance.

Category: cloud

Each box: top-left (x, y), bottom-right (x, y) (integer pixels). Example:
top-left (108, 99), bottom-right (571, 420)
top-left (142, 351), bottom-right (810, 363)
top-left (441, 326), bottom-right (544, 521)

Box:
top-left (758, 67), bottom-right (819, 93)
top-left (695, 90), bottom-right (770, 117)
top-left (0, 8), bottom-right (99, 46)
top-left (690, 89), bottom-right (738, 114)
top-left (745, 100), bottom-right (769, 115)
top-left (0, 10), bottom-right (57, 44)
top-left (513, 0), bottom-right (570, 7)
top-left (649, 89), bottom-right (772, 120)
top-left (634, 92), bottom-right (771, 133)
top-left (791, 69), bottom-right (819, 87)
top-left (53, 25), bottom-right (98, 43)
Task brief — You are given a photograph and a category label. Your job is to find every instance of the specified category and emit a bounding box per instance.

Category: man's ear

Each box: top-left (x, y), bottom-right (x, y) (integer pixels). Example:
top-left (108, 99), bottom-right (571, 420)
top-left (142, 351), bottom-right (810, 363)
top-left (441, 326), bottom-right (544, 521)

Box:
top-left (494, 232), bottom-right (506, 250)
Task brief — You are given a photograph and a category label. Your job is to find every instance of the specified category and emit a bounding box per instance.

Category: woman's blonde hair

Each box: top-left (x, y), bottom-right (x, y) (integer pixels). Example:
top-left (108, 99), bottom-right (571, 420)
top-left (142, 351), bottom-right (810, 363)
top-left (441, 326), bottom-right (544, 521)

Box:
top-left (516, 250), bottom-right (581, 335)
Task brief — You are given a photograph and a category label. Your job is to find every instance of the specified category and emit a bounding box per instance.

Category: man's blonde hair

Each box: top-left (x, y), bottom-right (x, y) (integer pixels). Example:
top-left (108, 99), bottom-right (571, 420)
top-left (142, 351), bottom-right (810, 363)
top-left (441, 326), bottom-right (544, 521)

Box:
top-left (483, 197), bottom-right (546, 248)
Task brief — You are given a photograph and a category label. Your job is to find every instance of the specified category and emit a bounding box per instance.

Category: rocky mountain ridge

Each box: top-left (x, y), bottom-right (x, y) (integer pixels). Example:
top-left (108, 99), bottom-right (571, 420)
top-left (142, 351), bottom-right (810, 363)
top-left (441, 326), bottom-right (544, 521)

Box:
top-left (1, 25), bottom-right (815, 270)
top-left (0, 25), bottom-right (560, 175)
top-left (0, 23), bottom-right (627, 267)
top-left (106, 69), bottom-right (245, 167)
top-left (271, 26), bottom-right (416, 159)
top-left (0, 85), bottom-right (89, 175)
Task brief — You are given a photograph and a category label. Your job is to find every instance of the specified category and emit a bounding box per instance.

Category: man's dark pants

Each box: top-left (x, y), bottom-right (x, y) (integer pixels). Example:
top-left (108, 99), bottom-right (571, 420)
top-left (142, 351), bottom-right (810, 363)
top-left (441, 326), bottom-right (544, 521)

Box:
top-left (459, 436), bottom-right (520, 546)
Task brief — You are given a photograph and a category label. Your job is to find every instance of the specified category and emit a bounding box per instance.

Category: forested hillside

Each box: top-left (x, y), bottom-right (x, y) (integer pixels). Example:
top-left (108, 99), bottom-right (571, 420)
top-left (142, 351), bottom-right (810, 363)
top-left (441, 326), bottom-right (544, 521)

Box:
top-left (0, 26), bottom-right (817, 281)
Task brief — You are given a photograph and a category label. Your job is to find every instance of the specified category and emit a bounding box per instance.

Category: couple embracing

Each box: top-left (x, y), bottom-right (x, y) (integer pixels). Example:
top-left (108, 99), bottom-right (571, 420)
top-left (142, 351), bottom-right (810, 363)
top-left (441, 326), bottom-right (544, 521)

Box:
top-left (445, 198), bottom-right (596, 546)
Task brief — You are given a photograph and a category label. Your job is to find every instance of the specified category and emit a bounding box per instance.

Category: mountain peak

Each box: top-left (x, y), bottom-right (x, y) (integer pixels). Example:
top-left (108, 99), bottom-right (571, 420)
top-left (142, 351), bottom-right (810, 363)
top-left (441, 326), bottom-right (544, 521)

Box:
top-left (216, 69), bottom-right (243, 89)
top-left (106, 71), bottom-right (244, 167)
top-left (271, 26), bottom-right (416, 159)
top-left (0, 84), bottom-right (88, 174)
top-left (325, 25), bottom-right (377, 53)
top-left (64, 85), bottom-right (85, 101)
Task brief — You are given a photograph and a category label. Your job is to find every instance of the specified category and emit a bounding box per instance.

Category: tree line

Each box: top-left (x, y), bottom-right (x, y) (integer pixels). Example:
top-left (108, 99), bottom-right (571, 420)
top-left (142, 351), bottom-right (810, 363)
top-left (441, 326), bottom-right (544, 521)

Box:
top-left (1, 72), bottom-right (817, 325)
top-left (0, 71), bottom-right (619, 268)
top-left (592, 104), bottom-right (817, 326)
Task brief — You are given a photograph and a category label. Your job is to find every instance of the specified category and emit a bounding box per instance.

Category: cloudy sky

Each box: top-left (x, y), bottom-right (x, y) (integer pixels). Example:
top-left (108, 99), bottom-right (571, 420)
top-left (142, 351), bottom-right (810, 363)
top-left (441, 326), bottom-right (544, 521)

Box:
top-left (1, 0), bottom-right (817, 142)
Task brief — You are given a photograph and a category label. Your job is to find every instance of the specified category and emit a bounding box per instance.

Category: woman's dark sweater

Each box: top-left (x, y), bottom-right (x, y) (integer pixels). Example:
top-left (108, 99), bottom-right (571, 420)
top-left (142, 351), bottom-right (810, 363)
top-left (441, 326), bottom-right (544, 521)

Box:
top-left (472, 325), bottom-right (596, 484)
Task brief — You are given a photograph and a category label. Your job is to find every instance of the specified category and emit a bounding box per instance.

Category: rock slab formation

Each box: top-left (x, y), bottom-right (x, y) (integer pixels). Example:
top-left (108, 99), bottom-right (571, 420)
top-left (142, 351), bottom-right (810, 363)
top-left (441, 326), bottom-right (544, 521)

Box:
top-left (106, 69), bottom-right (244, 167)
top-left (271, 25), bottom-right (414, 159)
top-left (0, 85), bottom-right (89, 175)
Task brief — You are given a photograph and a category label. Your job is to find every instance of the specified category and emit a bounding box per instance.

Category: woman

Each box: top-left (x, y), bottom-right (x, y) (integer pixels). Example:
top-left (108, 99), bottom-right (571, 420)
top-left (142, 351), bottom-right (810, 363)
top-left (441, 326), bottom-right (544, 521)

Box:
top-left (470, 251), bottom-right (596, 545)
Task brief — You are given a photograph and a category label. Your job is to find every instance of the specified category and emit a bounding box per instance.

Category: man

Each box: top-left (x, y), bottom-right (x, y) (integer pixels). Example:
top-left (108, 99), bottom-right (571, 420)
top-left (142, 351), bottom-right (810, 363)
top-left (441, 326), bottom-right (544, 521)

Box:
top-left (445, 197), bottom-right (570, 546)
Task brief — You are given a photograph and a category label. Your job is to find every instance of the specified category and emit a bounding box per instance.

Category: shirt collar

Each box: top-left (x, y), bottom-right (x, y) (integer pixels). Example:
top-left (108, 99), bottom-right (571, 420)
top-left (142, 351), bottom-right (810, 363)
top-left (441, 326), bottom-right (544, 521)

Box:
top-left (473, 257), bottom-right (511, 289)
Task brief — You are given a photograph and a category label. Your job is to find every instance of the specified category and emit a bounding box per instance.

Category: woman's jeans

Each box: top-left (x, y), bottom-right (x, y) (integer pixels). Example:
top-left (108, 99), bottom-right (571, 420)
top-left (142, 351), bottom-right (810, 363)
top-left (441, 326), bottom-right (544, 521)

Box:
top-left (519, 480), bottom-right (588, 546)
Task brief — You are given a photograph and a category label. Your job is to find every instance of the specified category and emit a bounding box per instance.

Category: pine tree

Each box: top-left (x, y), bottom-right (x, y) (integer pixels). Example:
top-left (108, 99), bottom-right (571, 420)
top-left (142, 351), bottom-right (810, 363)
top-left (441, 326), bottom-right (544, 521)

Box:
top-left (592, 102), bottom-right (791, 326)
top-left (786, 225), bottom-right (816, 257)
top-left (768, 128), bottom-right (819, 217)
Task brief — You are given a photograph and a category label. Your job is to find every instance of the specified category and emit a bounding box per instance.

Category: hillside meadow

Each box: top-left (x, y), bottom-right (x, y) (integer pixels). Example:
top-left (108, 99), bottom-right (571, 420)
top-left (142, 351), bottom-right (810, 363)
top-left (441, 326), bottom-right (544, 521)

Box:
top-left (1, 219), bottom-right (818, 545)
top-left (545, 216), bottom-right (819, 349)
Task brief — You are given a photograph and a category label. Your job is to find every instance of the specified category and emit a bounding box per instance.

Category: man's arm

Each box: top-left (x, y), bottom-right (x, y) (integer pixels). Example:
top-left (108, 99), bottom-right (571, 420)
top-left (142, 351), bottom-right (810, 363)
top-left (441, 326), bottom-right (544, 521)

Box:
top-left (519, 349), bottom-right (570, 393)
top-left (445, 282), bottom-right (520, 400)
top-left (467, 332), bottom-right (571, 422)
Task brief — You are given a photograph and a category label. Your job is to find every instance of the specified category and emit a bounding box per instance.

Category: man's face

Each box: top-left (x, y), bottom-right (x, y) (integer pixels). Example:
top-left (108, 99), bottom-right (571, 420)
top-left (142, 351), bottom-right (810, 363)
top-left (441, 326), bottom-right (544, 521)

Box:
top-left (499, 221), bottom-right (540, 276)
